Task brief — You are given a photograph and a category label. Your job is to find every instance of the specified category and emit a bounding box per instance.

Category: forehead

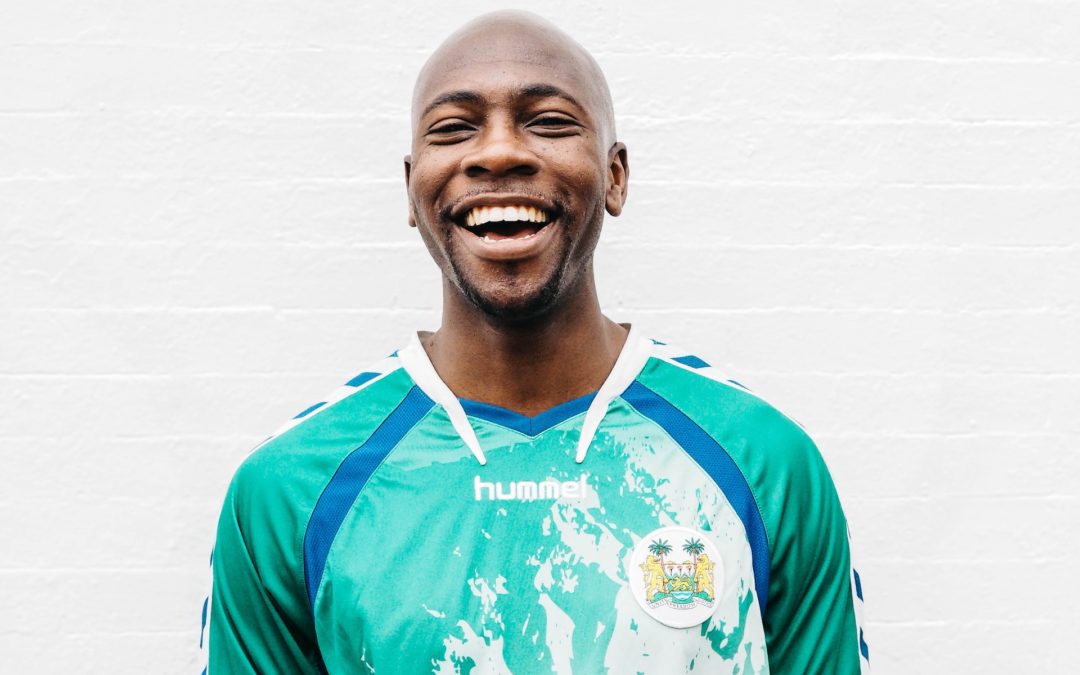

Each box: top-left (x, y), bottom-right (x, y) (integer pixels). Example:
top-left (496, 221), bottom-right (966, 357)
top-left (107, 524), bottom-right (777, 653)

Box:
top-left (413, 28), bottom-right (602, 120)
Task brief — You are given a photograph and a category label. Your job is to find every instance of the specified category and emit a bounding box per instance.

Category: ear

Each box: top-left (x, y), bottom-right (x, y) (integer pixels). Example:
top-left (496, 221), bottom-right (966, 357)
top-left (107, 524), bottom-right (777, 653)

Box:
top-left (404, 154), bottom-right (417, 228)
top-left (605, 142), bottom-right (629, 217)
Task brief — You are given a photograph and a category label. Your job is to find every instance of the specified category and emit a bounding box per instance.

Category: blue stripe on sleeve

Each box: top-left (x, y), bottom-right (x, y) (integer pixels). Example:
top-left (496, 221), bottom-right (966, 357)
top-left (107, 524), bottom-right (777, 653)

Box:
top-left (293, 401), bottom-right (326, 419)
top-left (303, 386), bottom-right (434, 610)
top-left (199, 597), bottom-right (208, 648)
top-left (672, 354), bottom-right (710, 369)
top-left (621, 380), bottom-right (771, 614)
top-left (345, 371), bottom-right (380, 388)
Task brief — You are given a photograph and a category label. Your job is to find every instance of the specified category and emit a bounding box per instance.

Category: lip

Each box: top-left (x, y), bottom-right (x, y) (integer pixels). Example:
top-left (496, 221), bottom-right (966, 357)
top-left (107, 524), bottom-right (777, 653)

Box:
top-left (448, 192), bottom-right (559, 224)
top-left (453, 213), bottom-right (561, 262)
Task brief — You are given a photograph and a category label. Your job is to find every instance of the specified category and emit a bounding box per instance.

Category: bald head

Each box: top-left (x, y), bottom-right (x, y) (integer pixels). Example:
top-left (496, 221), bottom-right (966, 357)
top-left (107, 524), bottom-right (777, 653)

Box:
top-left (411, 10), bottom-right (616, 147)
top-left (403, 10), bottom-right (630, 323)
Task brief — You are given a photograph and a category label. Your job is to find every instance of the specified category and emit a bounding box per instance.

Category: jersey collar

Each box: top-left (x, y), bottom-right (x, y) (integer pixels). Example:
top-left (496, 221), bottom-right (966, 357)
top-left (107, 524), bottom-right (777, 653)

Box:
top-left (396, 325), bottom-right (655, 466)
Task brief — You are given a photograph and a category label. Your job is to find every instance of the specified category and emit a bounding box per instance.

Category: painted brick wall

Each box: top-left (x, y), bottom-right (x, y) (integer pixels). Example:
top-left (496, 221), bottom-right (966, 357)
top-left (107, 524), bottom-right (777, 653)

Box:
top-left (2, 1), bottom-right (1078, 672)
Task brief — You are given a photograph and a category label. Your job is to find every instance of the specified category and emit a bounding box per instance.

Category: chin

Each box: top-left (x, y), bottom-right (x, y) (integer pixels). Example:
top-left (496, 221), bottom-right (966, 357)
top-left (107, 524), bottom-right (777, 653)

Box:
top-left (458, 272), bottom-right (566, 324)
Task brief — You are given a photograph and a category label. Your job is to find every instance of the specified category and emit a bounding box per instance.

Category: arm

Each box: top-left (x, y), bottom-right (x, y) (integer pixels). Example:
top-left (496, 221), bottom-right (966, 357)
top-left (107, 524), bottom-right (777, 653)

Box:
top-left (762, 433), bottom-right (870, 674)
top-left (204, 463), bottom-right (323, 674)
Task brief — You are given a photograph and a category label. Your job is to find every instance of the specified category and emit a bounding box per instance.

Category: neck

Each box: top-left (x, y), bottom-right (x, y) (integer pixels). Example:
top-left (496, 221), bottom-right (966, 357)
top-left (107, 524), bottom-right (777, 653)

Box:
top-left (421, 276), bottom-right (628, 416)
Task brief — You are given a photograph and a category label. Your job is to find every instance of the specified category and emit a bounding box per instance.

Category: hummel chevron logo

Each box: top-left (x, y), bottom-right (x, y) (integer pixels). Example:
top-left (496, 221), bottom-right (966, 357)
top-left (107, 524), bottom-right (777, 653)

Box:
top-left (473, 475), bottom-right (589, 501)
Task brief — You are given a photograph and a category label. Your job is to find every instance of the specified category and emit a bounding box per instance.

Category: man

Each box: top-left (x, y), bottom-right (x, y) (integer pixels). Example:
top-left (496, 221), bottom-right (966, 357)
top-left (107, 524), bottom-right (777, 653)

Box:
top-left (201, 10), bottom-right (869, 674)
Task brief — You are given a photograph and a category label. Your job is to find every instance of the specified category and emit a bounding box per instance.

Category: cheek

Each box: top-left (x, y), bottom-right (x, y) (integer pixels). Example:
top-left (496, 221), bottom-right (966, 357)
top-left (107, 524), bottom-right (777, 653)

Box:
top-left (564, 161), bottom-right (608, 205)
top-left (562, 144), bottom-right (608, 192)
top-left (412, 213), bottom-right (455, 272)
top-left (407, 153), bottom-right (457, 208)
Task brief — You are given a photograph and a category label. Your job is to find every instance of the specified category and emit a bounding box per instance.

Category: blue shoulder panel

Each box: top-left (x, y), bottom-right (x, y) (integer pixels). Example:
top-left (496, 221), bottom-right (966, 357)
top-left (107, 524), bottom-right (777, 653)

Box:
top-left (621, 380), bottom-right (771, 614)
top-left (303, 386), bottom-right (434, 609)
top-left (672, 354), bottom-right (710, 369)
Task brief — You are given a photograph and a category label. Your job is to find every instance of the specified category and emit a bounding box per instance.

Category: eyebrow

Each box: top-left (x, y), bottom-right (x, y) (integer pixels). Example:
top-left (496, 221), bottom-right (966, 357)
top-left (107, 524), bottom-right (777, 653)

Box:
top-left (518, 84), bottom-right (583, 110)
top-left (420, 83), bottom-right (584, 119)
top-left (421, 90), bottom-right (485, 119)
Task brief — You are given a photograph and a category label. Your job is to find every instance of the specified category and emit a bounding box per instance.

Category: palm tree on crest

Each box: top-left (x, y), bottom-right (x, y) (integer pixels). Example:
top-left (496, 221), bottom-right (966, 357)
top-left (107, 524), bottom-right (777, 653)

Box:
top-left (683, 538), bottom-right (706, 568)
top-left (648, 538), bottom-right (673, 570)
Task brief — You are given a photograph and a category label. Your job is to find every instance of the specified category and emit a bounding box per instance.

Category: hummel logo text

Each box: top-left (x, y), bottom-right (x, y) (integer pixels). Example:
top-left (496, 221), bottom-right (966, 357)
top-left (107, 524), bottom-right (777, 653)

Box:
top-left (473, 475), bottom-right (589, 501)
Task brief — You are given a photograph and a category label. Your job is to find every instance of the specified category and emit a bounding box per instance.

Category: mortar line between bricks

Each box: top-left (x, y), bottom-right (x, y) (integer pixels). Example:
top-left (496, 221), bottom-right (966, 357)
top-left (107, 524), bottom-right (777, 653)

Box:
top-left (0, 434), bottom-right (259, 442)
top-left (856, 495), bottom-right (1080, 503)
top-left (5, 431), bottom-right (1075, 442)
top-left (63, 630), bottom-right (210, 637)
top-left (2, 109), bottom-right (1077, 128)
top-left (1, 307), bottom-right (1074, 316)
top-left (860, 553), bottom-right (1077, 562)
top-left (0, 567), bottom-right (192, 573)
top-left (614, 307), bottom-right (1080, 315)
top-left (0, 307), bottom-right (438, 314)
top-left (3, 372), bottom-right (1079, 380)
top-left (867, 619), bottom-right (1061, 627)
top-left (6, 43), bottom-right (1079, 65)
top-left (4, 176), bottom-right (1080, 189)
top-left (11, 240), bottom-right (1078, 253)
top-left (818, 432), bottom-right (1079, 440)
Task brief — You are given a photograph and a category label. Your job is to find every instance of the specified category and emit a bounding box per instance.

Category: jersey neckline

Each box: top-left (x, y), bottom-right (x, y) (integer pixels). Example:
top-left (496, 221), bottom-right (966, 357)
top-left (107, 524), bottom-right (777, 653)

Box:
top-left (459, 390), bottom-right (597, 436)
top-left (396, 324), bottom-right (655, 465)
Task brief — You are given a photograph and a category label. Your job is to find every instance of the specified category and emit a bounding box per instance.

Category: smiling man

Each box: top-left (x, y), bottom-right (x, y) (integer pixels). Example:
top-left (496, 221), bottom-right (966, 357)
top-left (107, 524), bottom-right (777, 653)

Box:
top-left (202, 11), bottom-right (869, 675)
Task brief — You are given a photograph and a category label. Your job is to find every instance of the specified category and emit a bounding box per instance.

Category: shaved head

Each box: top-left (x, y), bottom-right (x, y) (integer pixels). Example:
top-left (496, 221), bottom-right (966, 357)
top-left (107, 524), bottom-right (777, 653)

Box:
top-left (404, 10), bottom-right (628, 323)
top-left (412, 10), bottom-right (616, 147)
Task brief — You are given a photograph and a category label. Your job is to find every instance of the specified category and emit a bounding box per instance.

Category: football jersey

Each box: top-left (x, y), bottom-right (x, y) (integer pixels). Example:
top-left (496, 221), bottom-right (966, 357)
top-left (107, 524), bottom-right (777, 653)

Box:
top-left (200, 327), bottom-right (870, 674)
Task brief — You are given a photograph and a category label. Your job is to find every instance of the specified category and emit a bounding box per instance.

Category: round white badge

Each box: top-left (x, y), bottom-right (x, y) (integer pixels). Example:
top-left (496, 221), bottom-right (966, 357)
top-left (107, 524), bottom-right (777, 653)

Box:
top-left (627, 526), bottom-right (724, 629)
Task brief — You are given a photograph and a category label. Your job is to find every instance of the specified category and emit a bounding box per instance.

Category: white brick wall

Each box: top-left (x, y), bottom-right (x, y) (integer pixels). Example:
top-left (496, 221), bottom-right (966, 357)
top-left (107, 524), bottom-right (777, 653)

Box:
top-left (2, 1), bottom-right (1077, 672)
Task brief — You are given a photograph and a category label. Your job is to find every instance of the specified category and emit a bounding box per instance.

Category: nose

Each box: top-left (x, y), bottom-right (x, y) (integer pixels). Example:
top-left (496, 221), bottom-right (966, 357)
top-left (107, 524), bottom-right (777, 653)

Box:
top-left (462, 118), bottom-right (539, 178)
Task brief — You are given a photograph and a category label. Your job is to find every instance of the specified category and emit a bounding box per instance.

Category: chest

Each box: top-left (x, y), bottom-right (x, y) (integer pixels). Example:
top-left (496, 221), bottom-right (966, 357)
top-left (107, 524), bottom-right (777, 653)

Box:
top-left (312, 420), bottom-right (769, 674)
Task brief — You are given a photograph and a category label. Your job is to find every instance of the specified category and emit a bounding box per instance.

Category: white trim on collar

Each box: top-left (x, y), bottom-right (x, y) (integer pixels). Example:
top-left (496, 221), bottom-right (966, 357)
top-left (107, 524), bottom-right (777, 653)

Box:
top-left (396, 325), bottom-right (654, 466)
top-left (397, 333), bottom-right (488, 465)
top-left (574, 325), bottom-right (654, 463)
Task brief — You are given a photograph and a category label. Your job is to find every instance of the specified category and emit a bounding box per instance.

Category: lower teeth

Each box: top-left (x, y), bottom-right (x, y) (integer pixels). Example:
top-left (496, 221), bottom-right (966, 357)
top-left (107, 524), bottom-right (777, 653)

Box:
top-left (482, 231), bottom-right (537, 243)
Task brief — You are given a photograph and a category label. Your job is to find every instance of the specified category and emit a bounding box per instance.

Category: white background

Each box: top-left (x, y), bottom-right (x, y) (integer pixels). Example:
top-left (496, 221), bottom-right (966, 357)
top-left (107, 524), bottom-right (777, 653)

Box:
top-left (3, 1), bottom-right (1078, 672)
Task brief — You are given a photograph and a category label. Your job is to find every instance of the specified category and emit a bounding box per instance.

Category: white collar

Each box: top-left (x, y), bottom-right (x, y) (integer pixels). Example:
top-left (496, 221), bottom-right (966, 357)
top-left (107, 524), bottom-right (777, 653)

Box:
top-left (396, 325), bottom-right (654, 465)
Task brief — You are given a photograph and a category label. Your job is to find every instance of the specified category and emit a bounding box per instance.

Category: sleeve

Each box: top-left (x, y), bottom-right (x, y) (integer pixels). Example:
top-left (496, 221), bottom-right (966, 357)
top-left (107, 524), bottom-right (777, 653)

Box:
top-left (761, 432), bottom-right (870, 674)
top-left (203, 465), bottom-right (324, 674)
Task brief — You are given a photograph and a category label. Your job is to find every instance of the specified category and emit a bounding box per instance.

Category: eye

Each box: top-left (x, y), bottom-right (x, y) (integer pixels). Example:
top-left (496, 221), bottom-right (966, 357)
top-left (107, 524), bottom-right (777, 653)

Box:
top-left (529, 115), bottom-right (579, 135)
top-left (426, 120), bottom-right (475, 143)
top-left (431, 122), bottom-right (471, 133)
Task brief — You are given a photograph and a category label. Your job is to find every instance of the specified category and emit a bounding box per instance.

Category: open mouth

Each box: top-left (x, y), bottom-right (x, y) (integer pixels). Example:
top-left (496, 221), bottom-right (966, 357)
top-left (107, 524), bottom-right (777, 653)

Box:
top-left (457, 204), bottom-right (555, 242)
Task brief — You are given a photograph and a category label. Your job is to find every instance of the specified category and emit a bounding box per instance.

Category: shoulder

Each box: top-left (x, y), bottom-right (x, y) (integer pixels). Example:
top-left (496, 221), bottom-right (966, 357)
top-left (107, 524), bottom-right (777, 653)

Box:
top-left (639, 338), bottom-right (850, 579)
top-left (251, 352), bottom-right (407, 456)
top-left (228, 351), bottom-right (415, 508)
top-left (639, 339), bottom-right (820, 468)
top-left (211, 350), bottom-right (421, 612)
top-left (638, 339), bottom-right (843, 532)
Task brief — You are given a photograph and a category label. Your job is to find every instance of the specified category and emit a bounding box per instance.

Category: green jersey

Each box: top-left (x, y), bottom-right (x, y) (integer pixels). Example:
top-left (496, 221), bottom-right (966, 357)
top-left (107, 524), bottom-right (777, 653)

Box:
top-left (200, 328), bottom-right (869, 673)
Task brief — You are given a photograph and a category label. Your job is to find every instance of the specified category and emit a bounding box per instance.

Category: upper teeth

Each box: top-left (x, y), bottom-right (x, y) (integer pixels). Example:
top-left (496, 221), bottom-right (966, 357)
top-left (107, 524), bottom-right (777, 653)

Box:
top-left (465, 205), bottom-right (549, 227)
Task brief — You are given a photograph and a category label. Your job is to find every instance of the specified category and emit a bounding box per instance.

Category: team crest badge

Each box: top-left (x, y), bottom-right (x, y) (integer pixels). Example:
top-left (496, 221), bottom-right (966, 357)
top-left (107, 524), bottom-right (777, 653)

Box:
top-left (628, 526), bottom-right (723, 628)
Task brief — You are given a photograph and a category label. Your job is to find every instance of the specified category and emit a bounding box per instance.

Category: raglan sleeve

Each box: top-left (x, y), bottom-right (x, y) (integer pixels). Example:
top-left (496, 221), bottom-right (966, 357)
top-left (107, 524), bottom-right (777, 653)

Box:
top-left (201, 459), bottom-right (324, 675)
top-left (760, 427), bottom-right (870, 674)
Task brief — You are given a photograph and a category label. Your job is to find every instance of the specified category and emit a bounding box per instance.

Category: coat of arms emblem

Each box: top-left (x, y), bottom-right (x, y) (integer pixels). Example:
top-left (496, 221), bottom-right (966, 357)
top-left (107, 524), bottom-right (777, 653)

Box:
top-left (628, 526), bottom-right (724, 628)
